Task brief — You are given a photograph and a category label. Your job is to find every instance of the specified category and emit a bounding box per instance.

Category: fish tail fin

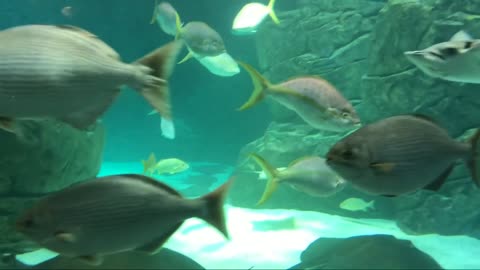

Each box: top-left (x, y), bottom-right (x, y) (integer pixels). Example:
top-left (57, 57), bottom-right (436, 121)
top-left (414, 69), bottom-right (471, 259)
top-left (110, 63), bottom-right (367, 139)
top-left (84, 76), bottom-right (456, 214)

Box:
top-left (198, 177), bottom-right (234, 239)
top-left (134, 41), bottom-right (183, 140)
top-left (178, 52), bottom-right (194, 64)
top-left (150, 0), bottom-right (159, 24)
top-left (237, 61), bottom-right (272, 111)
top-left (249, 153), bottom-right (280, 206)
top-left (368, 200), bottom-right (375, 210)
top-left (467, 129), bottom-right (480, 187)
top-left (267, 0), bottom-right (280, 24)
top-left (174, 12), bottom-right (183, 40)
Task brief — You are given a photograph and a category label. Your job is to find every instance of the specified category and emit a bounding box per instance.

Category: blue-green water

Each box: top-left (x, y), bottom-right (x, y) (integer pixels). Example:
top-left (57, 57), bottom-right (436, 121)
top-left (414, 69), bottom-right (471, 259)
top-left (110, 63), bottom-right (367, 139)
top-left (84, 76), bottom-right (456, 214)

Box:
top-left (3, 0), bottom-right (480, 269)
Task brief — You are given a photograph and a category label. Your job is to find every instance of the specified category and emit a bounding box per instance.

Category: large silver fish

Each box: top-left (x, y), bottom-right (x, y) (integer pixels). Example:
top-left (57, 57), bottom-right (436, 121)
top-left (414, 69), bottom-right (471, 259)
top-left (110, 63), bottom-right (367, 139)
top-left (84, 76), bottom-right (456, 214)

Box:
top-left (0, 24), bottom-right (182, 139)
top-left (249, 153), bottom-right (346, 205)
top-left (15, 174), bottom-right (233, 265)
top-left (404, 30), bottom-right (480, 84)
top-left (150, 1), bottom-right (178, 37)
top-left (238, 62), bottom-right (361, 133)
top-left (326, 114), bottom-right (480, 196)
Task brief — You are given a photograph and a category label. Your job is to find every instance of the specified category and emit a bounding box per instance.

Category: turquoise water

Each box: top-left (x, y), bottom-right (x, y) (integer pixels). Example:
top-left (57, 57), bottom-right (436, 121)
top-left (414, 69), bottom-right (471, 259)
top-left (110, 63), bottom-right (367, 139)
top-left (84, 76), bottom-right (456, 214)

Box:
top-left (3, 0), bottom-right (480, 269)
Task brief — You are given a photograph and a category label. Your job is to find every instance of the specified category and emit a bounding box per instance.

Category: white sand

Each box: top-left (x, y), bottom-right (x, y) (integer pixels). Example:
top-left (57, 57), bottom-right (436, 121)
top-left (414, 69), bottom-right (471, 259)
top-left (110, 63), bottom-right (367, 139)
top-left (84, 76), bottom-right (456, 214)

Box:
top-left (16, 162), bottom-right (480, 269)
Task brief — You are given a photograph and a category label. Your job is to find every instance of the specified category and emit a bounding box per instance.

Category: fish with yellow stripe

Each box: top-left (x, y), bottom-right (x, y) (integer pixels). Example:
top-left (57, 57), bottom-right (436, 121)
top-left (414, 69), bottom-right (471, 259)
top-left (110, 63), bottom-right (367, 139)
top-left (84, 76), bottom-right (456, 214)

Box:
top-left (237, 62), bottom-right (361, 133)
top-left (249, 153), bottom-right (346, 205)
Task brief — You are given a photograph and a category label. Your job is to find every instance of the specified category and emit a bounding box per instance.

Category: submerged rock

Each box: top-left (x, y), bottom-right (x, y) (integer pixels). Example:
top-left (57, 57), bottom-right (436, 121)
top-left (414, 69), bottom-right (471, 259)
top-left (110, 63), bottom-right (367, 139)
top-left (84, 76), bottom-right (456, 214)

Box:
top-left (8, 248), bottom-right (204, 269)
top-left (289, 234), bottom-right (443, 269)
top-left (235, 0), bottom-right (480, 238)
top-left (0, 120), bottom-right (104, 254)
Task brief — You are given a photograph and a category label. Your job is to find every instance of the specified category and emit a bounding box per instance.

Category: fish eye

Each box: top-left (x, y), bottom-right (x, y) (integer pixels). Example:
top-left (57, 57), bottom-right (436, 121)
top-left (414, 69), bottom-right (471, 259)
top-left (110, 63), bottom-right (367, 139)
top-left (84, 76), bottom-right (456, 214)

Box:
top-left (464, 41), bottom-right (473, 49)
top-left (440, 47), bottom-right (458, 56)
top-left (342, 149), bottom-right (354, 159)
top-left (341, 112), bottom-right (350, 118)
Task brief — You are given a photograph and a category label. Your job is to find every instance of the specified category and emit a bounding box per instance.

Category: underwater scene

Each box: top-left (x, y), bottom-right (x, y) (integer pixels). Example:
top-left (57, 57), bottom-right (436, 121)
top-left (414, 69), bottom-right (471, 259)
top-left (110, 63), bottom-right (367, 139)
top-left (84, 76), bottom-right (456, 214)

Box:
top-left (1, 0), bottom-right (480, 269)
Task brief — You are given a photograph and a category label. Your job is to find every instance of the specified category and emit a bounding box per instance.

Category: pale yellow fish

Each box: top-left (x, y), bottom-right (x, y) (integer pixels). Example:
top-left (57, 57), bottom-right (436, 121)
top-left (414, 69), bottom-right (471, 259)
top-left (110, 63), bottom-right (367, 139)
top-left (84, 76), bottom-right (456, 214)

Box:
top-left (141, 153), bottom-right (157, 175)
top-left (232, 0), bottom-right (280, 35)
top-left (154, 158), bottom-right (189, 175)
top-left (339, 198), bottom-right (375, 212)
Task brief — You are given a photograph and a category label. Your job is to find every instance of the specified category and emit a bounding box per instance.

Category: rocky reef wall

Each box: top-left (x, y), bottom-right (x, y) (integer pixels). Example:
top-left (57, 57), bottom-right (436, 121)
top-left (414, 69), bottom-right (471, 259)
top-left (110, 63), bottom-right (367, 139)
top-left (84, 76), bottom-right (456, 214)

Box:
top-left (231, 0), bottom-right (480, 238)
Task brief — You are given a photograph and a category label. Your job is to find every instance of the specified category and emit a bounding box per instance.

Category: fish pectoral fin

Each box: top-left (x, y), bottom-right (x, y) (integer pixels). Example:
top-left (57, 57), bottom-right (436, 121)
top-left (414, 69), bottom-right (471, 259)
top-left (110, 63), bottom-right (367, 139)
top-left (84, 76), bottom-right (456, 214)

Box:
top-left (423, 164), bottom-right (454, 192)
top-left (177, 52), bottom-right (194, 64)
top-left (54, 231), bottom-right (76, 243)
top-left (135, 222), bottom-right (184, 254)
top-left (369, 162), bottom-right (395, 173)
top-left (77, 255), bottom-right (103, 266)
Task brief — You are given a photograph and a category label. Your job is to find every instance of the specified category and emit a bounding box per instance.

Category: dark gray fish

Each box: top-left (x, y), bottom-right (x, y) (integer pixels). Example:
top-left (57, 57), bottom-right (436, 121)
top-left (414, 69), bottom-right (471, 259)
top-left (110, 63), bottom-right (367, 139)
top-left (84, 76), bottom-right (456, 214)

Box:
top-left (326, 114), bottom-right (480, 196)
top-left (249, 154), bottom-right (346, 205)
top-left (0, 24), bottom-right (182, 139)
top-left (15, 174), bottom-right (233, 266)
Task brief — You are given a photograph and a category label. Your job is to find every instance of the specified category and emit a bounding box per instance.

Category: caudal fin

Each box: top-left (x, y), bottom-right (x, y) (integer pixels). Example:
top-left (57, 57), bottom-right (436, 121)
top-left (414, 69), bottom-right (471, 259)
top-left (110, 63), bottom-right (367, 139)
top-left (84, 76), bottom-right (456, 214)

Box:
top-left (468, 129), bottom-right (480, 187)
top-left (174, 12), bottom-right (183, 40)
top-left (198, 177), bottom-right (234, 239)
top-left (267, 0), bottom-right (280, 24)
top-left (237, 61), bottom-right (272, 111)
top-left (249, 153), bottom-right (280, 206)
top-left (135, 41), bottom-right (183, 140)
top-left (150, 0), bottom-right (159, 24)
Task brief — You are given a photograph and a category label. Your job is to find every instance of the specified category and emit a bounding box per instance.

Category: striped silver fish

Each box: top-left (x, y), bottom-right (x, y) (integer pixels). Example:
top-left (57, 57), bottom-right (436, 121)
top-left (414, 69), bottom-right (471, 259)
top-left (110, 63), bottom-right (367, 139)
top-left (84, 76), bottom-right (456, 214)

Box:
top-left (326, 114), bottom-right (480, 196)
top-left (15, 174), bottom-right (233, 266)
top-left (0, 24), bottom-right (182, 139)
top-left (237, 62), bottom-right (361, 133)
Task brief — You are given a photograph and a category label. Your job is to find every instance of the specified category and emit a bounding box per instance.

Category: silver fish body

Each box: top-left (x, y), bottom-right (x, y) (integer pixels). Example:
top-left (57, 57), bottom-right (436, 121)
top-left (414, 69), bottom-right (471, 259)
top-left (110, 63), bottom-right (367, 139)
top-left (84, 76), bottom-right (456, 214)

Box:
top-left (15, 174), bottom-right (231, 263)
top-left (279, 156), bottom-right (346, 197)
top-left (404, 30), bottom-right (480, 84)
top-left (326, 115), bottom-right (480, 196)
top-left (181, 22), bottom-right (226, 57)
top-left (0, 24), bottom-right (181, 136)
top-left (154, 2), bottom-right (178, 36)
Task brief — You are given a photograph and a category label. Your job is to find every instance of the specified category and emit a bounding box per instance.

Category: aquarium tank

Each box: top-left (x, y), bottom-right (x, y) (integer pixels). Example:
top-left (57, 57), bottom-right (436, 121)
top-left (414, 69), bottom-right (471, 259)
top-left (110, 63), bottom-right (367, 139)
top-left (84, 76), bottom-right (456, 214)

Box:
top-left (0, 0), bottom-right (479, 269)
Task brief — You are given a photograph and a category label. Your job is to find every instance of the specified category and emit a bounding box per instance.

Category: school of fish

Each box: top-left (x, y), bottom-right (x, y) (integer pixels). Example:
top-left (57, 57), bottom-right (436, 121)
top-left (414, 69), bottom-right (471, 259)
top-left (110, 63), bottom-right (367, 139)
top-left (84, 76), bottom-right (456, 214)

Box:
top-left (9, 0), bottom-right (480, 267)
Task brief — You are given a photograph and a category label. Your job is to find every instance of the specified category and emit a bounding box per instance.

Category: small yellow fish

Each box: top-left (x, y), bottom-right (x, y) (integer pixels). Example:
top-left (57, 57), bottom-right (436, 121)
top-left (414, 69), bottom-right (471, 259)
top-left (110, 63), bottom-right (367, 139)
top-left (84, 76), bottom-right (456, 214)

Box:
top-left (154, 158), bottom-right (189, 175)
top-left (339, 198), bottom-right (375, 212)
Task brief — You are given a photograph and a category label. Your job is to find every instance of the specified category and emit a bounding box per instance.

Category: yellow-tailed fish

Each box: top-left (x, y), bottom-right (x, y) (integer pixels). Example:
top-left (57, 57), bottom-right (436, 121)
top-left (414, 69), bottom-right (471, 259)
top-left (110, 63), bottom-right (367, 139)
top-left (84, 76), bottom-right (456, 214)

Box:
top-left (142, 153), bottom-right (157, 175)
top-left (238, 62), bottom-right (361, 133)
top-left (249, 153), bottom-right (346, 206)
top-left (232, 0), bottom-right (280, 35)
top-left (339, 198), bottom-right (374, 212)
top-left (154, 158), bottom-right (189, 175)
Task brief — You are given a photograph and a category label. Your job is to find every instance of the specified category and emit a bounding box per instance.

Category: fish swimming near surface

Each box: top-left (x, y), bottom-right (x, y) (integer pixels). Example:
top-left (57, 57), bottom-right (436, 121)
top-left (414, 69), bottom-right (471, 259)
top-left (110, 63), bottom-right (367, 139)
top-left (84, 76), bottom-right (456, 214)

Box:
top-left (15, 174), bottom-right (233, 266)
top-left (232, 0), bottom-right (280, 35)
top-left (404, 30), bottom-right (480, 84)
top-left (175, 13), bottom-right (226, 64)
top-left (249, 153), bottom-right (346, 205)
top-left (150, 1), bottom-right (178, 37)
top-left (339, 198), bottom-right (374, 212)
top-left (326, 114), bottom-right (480, 197)
top-left (0, 24), bottom-right (182, 140)
top-left (237, 62), bottom-right (361, 133)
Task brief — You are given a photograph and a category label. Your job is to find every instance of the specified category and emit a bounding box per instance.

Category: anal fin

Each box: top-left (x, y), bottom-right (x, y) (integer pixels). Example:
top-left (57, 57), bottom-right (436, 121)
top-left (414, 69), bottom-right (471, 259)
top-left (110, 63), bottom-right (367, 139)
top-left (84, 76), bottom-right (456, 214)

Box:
top-left (423, 164), bottom-right (454, 191)
top-left (135, 222), bottom-right (183, 254)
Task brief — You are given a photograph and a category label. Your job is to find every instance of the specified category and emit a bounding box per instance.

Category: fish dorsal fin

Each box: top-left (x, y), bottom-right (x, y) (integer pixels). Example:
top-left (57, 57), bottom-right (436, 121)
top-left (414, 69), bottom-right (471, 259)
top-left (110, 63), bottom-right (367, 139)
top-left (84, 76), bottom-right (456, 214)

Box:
top-left (119, 174), bottom-right (182, 197)
top-left (135, 221), bottom-right (184, 254)
top-left (410, 113), bottom-right (439, 124)
top-left (288, 156), bottom-right (318, 167)
top-left (54, 25), bottom-right (98, 39)
top-left (450, 30), bottom-right (474, 41)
